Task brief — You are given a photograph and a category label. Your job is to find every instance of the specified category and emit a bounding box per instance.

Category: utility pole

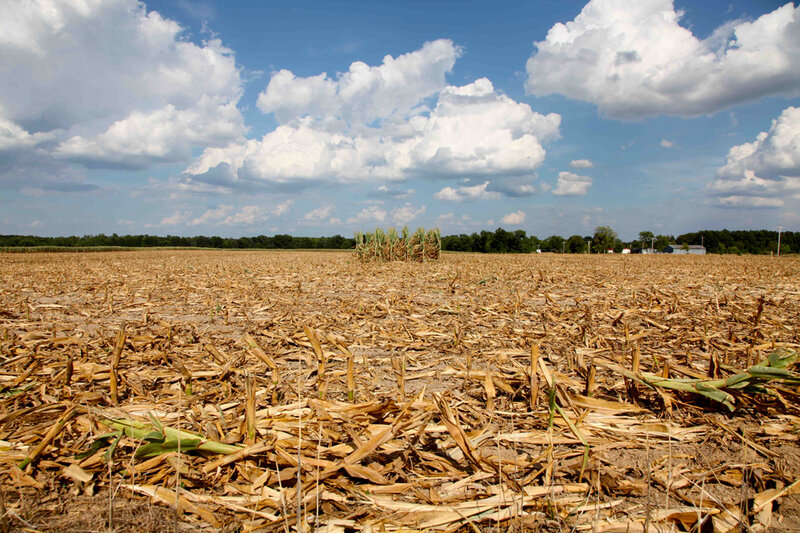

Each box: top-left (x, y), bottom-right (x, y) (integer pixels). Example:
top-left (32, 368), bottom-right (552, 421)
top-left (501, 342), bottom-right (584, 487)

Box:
top-left (586, 240), bottom-right (591, 254)
top-left (651, 237), bottom-right (655, 254)
top-left (777, 226), bottom-right (784, 256)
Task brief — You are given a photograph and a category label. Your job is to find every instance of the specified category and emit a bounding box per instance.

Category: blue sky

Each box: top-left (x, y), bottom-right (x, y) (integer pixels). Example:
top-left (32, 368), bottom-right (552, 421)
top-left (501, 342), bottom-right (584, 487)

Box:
top-left (1, 0), bottom-right (798, 240)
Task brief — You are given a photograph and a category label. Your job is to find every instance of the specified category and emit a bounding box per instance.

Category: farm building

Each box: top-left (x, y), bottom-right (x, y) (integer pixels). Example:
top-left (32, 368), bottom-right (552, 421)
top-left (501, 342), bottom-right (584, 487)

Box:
top-left (665, 244), bottom-right (706, 255)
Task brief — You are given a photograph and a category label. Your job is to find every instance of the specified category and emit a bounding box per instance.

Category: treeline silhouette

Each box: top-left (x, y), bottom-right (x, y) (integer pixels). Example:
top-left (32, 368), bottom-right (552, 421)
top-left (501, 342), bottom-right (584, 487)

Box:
top-left (675, 229), bottom-right (797, 255)
top-left (0, 233), bottom-right (355, 250)
top-left (443, 228), bottom-right (798, 254)
top-left (0, 228), bottom-right (796, 254)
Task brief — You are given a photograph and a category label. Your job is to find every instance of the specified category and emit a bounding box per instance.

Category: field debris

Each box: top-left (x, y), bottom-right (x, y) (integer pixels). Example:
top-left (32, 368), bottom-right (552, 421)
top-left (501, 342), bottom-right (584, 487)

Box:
top-left (1, 250), bottom-right (799, 531)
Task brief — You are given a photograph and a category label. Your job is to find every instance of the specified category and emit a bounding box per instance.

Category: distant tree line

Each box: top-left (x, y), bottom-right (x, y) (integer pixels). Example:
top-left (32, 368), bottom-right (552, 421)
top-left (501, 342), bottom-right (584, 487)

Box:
top-left (0, 233), bottom-right (355, 250)
top-left (0, 228), bottom-right (796, 254)
top-left (675, 229), bottom-right (797, 255)
top-left (441, 227), bottom-right (797, 254)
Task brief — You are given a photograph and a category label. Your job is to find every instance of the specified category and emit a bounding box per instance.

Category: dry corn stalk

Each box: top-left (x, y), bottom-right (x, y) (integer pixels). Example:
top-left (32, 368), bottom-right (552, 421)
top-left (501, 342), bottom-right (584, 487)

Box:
top-left (355, 226), bottom-right (440, 262)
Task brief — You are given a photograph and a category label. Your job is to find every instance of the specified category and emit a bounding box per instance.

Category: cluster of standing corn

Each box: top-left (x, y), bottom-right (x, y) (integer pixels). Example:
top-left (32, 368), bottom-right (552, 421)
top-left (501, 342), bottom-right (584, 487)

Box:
top-left (354, 227), bottom-right (441, 262)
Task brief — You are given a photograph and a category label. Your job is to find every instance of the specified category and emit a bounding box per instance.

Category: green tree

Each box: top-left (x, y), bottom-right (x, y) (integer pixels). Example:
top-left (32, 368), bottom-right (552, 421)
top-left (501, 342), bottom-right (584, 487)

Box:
top-left (544, 235), bottom-right (564, 252)
top-left (593, 226), bottom-right (617, 253)
top-left (638, 231), bottom-right (654, 250)
top-left (654, 234), bottom-right (673, 252)
top-left (565, 235), bottom-right (586, 253)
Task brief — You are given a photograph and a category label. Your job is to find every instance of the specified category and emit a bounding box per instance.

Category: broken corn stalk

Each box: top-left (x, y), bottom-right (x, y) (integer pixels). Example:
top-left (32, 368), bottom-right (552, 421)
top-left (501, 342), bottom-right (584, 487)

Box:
top-left (610, 349), bottom-right (800, 411)
top-left (99, 417), bottom-right (242, 458)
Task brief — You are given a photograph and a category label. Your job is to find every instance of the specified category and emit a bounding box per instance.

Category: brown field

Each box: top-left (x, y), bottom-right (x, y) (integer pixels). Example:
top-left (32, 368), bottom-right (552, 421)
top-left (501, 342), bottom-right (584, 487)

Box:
top-left (1, 250), bottom-right (799, 532)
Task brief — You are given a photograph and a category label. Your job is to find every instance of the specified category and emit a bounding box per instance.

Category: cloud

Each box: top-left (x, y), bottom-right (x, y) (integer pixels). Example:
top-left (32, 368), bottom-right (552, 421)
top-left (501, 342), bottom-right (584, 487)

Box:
top-left (434, 212), bottom-right (482, 231)
top-left (223, 206), bottom-right (266, 225)
top-left (156, 201), bottom-right (292, 227)
top-left (391, 203), bottom-right (426, 224)
top-left (55, 102), bottom-right (243, 169)
top-left (369, 185), bottom-right (415, 199)
top-left (525, 1), bottom-right (800, 118)
top-left (706, 106), bottom-right (800, 207)
top-left (190, 204), bottom-right (233, 226)
top-left (0, 0), bottom-right (244, 186)
top-left (273, 200), bottom-right (293, 216)
top-left (580, 207), bottom-right (604, 228)
top-left (570, 159), bottom-right (594, 169)
top-left (712, 196), bottom-right (785, 208)
top-left (304, 204), bottom-right (335, 221)
top-left (434, 181), bottom-right (500, 202)
top-left (500, 211), bottom-right (525, 225)
top-left (660, 139), bottom-right (674, 148)
top-left (19, 181), bottom-right (100, 196)
top-left (347, 205), bottom-right (387, 224)
top-left (222, 201), bottom-right (293, 225)
top-left (488, 180), bottom-right (542, 197)
top-left (160, 210), bottom-right (192, 226)
top-left (186, 46), bottom-right (560, 191)
top-left (553, 171), bottom-right (593, 196)
top-left (257, 39), bottom-right (461, 124)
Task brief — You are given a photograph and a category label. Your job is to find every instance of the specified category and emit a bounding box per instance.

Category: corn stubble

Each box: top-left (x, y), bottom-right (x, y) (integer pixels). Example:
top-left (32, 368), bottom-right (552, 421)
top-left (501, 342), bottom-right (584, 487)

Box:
top-left (1, 250), bottom-right (799, 532)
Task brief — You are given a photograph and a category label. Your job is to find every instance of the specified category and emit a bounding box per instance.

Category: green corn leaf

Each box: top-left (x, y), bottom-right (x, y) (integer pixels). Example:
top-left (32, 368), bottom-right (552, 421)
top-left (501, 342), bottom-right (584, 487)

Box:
top-left (135, 438), bottom-right (203, 459)
top-left (103, 432), bottom-right (123, 463)
top-left (75, 432), bottom-right (119, 460)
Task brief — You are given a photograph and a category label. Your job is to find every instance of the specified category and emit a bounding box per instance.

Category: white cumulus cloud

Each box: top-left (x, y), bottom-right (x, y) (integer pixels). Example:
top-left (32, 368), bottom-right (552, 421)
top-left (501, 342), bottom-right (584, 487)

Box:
top-left (570, 159), bottom-right (594, 169)
top-left (660, 139), bottom-right (674, 148)
top-left (159, 210), bottom-right (192, 226)
top-left (500, 211), bottom-right (525, 225)
top-left (391, 203), bottom-right (426, 224)
top-left (707, 106), bottom-right (800, 208)
top-left (190, 205), bottom-right (233, 226)
top-left (273, 200), bottom-right (294, 217)
top-left (304, 204), bottom-right (335, 221)
top-left (553, 172), bottom-right (593, 196)
top-left (434, 181), bottom-right (501, 202)
top-left (184, 45), bottom-right (560, 193)
top-left (347, 205), bottom-right (387, 225)
top-left (223, 206), bottom-right (266, 226)
top-left (0, 0), bottom-right (244, 179)
top-left (257, 39), bottom-right (461, 125)
top-left (526, 0), bottom-right (800, 119)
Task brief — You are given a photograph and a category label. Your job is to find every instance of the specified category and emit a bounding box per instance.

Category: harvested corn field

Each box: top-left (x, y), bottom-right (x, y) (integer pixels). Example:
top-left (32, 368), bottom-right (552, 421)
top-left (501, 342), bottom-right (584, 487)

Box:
top-left (1, 250), bottom-right (800, 532)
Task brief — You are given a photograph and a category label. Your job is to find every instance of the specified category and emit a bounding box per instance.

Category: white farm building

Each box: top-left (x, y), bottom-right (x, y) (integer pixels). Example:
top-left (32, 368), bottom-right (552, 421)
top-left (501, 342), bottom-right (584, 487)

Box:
top-left (665, 244), bottom-right (706, 255)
